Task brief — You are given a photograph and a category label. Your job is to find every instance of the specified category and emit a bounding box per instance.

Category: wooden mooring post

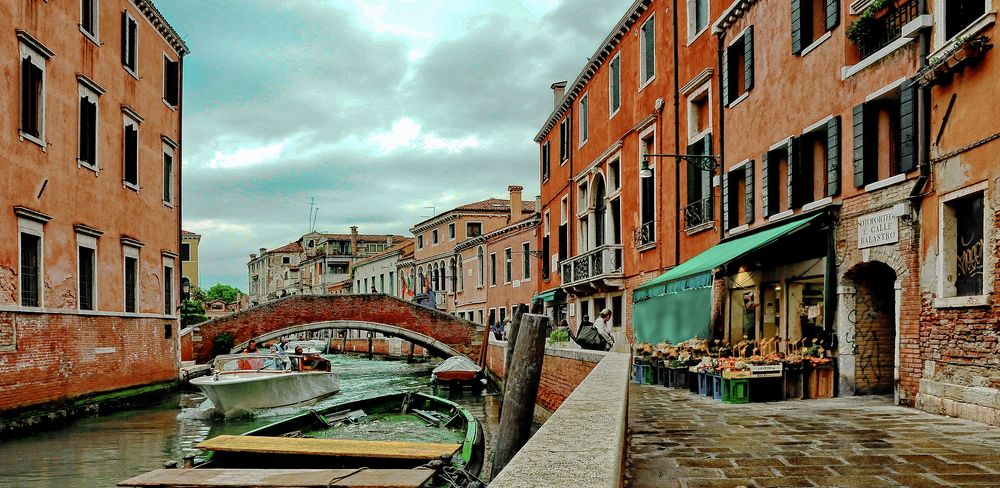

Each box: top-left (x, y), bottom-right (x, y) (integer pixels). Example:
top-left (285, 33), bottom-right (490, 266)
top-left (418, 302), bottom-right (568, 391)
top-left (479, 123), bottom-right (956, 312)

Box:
top-left (491, 312), bottom-right (548, 477)
top-left (367, 332), bottom-right (374, 359)
top-left (407, 341), bottom-right (414, 363)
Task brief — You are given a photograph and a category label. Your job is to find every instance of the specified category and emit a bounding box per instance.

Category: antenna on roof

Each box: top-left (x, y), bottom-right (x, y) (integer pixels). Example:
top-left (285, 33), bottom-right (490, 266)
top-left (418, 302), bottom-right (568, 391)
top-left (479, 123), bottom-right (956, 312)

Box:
top-left (421, 206), bottom-right (436, 219)
top-left (307, 197), bottom-right (319, 232)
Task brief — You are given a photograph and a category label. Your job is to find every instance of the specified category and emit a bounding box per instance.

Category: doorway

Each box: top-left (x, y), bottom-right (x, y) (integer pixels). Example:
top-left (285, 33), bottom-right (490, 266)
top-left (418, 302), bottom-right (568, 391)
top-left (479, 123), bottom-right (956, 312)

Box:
top-left (844, 262), bottom-right (897, 396)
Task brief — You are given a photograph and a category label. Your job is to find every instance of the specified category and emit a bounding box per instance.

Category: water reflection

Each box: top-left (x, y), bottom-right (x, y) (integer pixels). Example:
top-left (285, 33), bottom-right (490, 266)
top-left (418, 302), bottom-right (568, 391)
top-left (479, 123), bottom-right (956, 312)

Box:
top-left (0, 355), bottom-right (500, 487)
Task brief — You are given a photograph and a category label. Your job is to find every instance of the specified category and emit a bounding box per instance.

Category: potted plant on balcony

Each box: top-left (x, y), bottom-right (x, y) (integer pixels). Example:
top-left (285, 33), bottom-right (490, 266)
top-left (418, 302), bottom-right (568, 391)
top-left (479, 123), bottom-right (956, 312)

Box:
top-left (846, 0), bottom-right (889, 47)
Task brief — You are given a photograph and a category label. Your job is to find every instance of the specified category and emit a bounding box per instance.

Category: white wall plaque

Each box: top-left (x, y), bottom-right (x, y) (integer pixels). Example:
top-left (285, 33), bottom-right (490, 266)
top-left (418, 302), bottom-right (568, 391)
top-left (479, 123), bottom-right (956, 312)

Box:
top-left (857, 208), bottom-right (899, 249)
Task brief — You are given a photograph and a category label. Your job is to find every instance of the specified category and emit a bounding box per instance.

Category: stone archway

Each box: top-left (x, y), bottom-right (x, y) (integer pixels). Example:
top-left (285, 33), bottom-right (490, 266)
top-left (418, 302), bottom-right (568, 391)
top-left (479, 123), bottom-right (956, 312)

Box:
top-left (840, 261), bottom-right (899, 398)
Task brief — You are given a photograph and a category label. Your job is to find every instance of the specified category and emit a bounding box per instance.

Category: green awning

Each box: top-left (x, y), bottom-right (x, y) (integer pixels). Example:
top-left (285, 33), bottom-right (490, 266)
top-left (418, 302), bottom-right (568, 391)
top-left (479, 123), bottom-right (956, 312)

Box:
top-left (533, 289), bottom-right (558, 302)
top-left (634, 213), bottom-right (821, 301)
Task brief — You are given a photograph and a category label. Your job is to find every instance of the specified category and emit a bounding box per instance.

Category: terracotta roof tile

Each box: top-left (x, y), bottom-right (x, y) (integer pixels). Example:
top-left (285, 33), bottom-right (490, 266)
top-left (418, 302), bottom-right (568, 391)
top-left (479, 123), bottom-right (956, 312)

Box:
top-left (453, 198), bottom-right (536, 213)
top-left (269, 242), bottom-right (303, 253)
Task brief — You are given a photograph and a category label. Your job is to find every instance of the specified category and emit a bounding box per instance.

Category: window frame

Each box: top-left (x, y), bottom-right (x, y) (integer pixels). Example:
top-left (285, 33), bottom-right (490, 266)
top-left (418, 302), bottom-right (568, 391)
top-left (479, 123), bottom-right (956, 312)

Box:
top-left (123, 245), bottom-right (140, 313)
top-left (489, 252), bottom-right (497, 287)
top-left (504, 247), bottom-right (513, 284)
top-left (162, 140), bottom-right (176, 205)
top-left (686, 80), bottom-right (713, 141)
top-left (687, 0), bottom-right (711, 44)
top-left (78, 80), bottom-right (101, 171)
top-left (18, 217), bottom-right (45, 308)
top-left (431, 229), bottom-right (439, 246)
top-left (639, 15), bottom-right (656, 89)
top-left (123, 112), bottom-right (141, 190)
top-left (540, 141), bottom-right (551, 182)
top-left (521, 241), bottom-right (531, 281)
top-left (417, 235), bottom-right (424, 249)
top-left (163, 54), bottom-right (180, 108)
top-left (77, 233), bottom-right (98, 312)
top-left (449, 223), bottom-right (456, 240)
top-left (638, 127), bottom-right (657, 248)
top-left (163, 256), bottom-right (175, 316)
top-left (122, 9), bottom-right (139, 78)
top-left (466, 221), bottom-right (483, 238)
top-left (934, 0), bottom-right (993, 51)
top-left (477, 246), bottom-right (485, 287)
top-left (578, 93), bottom-right (589, 147)
top-left (19, 39), bottom-right (50, 148)
top-left (608, 53), bottom-right (622, 117)
top-left (935, 181), bottom-right (993, 308)
top-left (80, 0), bottom-right (100, 44)
top-left (559, 118), bottom-right (570, 165)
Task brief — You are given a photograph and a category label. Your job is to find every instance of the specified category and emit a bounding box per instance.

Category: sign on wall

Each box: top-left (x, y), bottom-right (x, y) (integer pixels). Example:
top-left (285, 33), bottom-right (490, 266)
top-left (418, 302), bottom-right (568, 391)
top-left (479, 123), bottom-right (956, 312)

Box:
top-left (857, 209), bottom-right (899, 249)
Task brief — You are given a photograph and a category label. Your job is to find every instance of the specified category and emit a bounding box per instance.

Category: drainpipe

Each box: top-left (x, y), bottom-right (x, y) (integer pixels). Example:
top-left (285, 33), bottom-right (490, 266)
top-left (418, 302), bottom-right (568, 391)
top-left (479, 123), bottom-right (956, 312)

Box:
top-left (672, 0), bottom-right (682, 268)
top-left (717, 33), bottom-right (726, 242)
top-left (909, 0), bottom-right (931, 201)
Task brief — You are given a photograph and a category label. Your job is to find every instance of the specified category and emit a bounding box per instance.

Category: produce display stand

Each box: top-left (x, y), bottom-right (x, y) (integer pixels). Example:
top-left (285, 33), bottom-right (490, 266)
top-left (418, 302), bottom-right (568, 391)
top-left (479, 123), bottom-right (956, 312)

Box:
top-left (804, 362), bottom-right (835, 399)
top-left (783, 364), bottom-right (804, 400)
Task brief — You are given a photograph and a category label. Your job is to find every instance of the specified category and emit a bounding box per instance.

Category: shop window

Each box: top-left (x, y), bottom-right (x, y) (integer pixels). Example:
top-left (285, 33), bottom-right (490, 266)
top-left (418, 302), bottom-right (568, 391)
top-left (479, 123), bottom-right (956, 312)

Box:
top-left (941, 190), bottom-right (986, 298)
top-left (944, 0), bottom-right (987, 41)
top-left (609, 54), bottom-right (621, 115)
top-left (722, 27), bottom-right (753, 106)
top-left (792, 0), bottom-right (839, 55)
top-left (723, 162), bottom-right (754, 230)
top-left (853, 81), bottom-right (917, 187)
top-left (540, 141), bottom-right (550, 181)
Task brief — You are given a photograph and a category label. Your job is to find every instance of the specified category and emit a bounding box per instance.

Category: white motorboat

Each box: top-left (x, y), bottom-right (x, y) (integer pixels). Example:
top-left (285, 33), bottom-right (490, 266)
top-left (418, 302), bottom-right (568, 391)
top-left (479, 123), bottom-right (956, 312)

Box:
top-left (190, 353), bottom-right (339, 416)
top-left (284, 339), bottom-right (328, 354)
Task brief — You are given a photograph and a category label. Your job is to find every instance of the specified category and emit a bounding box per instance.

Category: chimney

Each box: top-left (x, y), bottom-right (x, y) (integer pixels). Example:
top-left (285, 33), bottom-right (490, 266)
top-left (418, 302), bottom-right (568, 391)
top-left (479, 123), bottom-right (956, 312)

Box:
top-left (350, 226), bottom-right (359, 255)
top-left (508, 185), bottom-right (523, 222)
top-left (534, 195), bottom-right (541, 215)
top-left (386, 235), bottom-right (392, 246)
top-left (250, 253), bottom-right (257, 260)
top-left (259, 247), bottom-right (267, 255)
top-left (551, 81), bottom-right (567, 110)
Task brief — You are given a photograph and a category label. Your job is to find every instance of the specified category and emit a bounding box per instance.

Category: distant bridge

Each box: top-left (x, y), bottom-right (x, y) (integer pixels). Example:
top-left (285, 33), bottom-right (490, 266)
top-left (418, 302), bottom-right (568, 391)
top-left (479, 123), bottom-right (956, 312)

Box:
top-left (191, 295), bottom-right (482, 363)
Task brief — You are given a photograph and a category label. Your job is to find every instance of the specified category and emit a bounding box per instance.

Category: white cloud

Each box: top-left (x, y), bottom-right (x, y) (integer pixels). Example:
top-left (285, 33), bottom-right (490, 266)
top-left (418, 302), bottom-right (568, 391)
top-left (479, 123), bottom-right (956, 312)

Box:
top-left (422, 134), bottom-right (480, 153)
top-left (368, 118), bottom-right (480, 154)
top-left (185, 219), bottom-right (255, 236)
top-left (207, 141), bottom-right (287, 169)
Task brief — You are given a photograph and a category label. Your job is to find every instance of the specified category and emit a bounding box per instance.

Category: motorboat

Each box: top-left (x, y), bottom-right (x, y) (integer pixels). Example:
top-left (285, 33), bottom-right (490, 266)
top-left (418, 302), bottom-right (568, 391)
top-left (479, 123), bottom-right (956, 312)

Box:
top-left (190, 353), bottom-right (339, 417)
top-left (430, 356), bottom-right (484, 389)
top-left (119, 392), bottom-right (485, 488)
top-left (284, 339), bottom-right (328, 354)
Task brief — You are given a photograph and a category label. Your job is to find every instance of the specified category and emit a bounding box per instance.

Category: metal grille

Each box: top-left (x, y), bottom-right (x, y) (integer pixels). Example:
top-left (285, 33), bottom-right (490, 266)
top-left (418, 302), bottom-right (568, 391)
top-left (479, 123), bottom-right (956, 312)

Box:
top-left (125, 257), bottom-right (137, 313)
top-left (683, 197), bottom-right (714, 230)
top-left (859, 0), bottom-right (920, 60)
top-left (633, 221), bottom-right (655, 248)
top-left (163, 266), bottom-right (173, 315)
top-left (79, 247), bottom-right (94, 310)
top-left (20, 233), bottom-right (40, 307)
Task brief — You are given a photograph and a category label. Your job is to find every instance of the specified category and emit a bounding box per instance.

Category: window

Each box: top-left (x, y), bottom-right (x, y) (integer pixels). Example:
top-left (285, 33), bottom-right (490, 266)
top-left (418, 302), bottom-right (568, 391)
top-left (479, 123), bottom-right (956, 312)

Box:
top-left (722, 27), bottom-right (754, 106)
top-left (124, 250), bottom-right (138, 313)
top-left (723, 162), bottom-right (754, 230)
top-left (640, 16), bottom-right (655, 85)
top-left (688, 85), bottom-right (711, 139)
top-left (953, 194), bottom-right (984, 297)
top-left (466, 222), bottom-right (482, 238)
top-left (78, 235), bottom-right (97, 311)
top-left (163, 56), bottom-right (180, 107)
top-left (282, 256), bottom-right (290, 264)
top-left (943, 0), bottom-right (987, 42)
top-left (609, 158), bottom-right (621, 192)
top-left (19, 37), bottom-right (50, 144)
top-left (499, 307), bottom-right (506, 326)
top-left (540, 141), bottom-right (551, 181)
top-left (791, 0), bottom-right (839, 55)
top-left (78, 82), bottom-right (99, 169)
top-left (380, 274), bottom-right (385, 292)
top-left (542, 211), bottom-right (551, 280)
top-left (559, 118), bottom-right (570, 164)
top-left (389, 271), bottom-right (395, 295)
top-left (81, 0), bottom-right (99, 40)
top-left (579, 94), bottom-right (589, 145)
top-left (939, 186), bottom-right (990, 303)
top-left (853, 81), bottom-right (917, 188)
top-left (490, 253), bottom-right (497, 286)
top-left (639, 134), bottom-right (656, 246)
top-left (449, 223), bottom-right (456, 240)
top-left (417, 235), bottom-right (424, 248)
top-left (162, 144), bottom-right (175, 204)
top-left (122, 10), bottom-right (138, 75)
top-left (504, 248), bottom-right (512, 283)
top-left (798, 116), bottom-right (842, 203)
top-left (522, 242), bottom-right (531, 280)
top-left (20, 232), bottom-right (41, 307)
top-left (432, 229), bottom-right (438, 245)
top-left (609, 54), bottom-right (621, 114)
top-left (163, 259), bottom-right (174, 315)
top-left (477, 246), bottom-right (485, 286)
top-left (763, 142), bottom-right (792, 216)
top-left (688, 0), bottom-right (710, 40)
top-left (685, 135), bottom-right (713, 228)
top-left (123, 114), bottom-right (140, 188)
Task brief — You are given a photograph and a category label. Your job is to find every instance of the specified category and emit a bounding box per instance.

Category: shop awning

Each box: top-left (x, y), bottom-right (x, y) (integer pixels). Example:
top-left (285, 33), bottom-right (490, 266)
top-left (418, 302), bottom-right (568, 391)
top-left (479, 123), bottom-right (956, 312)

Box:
top-left (631, 214), bottom-right (820, 344)
top-left (634, 213), bottom-right (821, 301)
top-left (533, 289), bottom-right (559, 302)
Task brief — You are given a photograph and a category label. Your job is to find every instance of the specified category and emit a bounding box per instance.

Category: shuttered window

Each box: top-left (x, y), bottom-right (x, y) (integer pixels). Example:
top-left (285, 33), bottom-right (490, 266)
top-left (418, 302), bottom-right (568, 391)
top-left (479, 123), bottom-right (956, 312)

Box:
top-left (640, 17), bottom-right (655, 84)
top-left (124, 120), bottom-right (139, 187)
top-left (723, 165), bottom-right (750, 230)
top-left (723, 27), bottom-right (754, 106)
top-left (609, 54), bottom-right (621, 113)
top-left (79, 246), bottom-right (95, 311)
top-left (852, 81), bottom-right (917, 188)
top-left (744, 161), bottom-right (755, 224)
top-left (79, 96), bottom-right (98, 167)
top-left (792, 0), bottom-right (839, 55)
top-left (122, 11), bottom-right (138, 73)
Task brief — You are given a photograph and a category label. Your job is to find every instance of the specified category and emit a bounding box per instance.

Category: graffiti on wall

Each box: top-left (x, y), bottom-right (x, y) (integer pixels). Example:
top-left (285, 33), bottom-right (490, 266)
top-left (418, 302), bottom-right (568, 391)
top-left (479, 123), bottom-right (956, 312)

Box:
top-left (844, 304), bottom-right (889, 394)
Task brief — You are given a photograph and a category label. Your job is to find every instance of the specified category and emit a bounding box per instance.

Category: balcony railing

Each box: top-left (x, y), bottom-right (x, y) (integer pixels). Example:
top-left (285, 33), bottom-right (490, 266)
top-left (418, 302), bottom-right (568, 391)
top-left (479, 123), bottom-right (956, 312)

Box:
top-left (683, 197), bottom-right (713, 231)
top-left (632, 221), bottom-right (655, 249)
top-left (857, 0), bottom-right (920, 60)
top-left (559, 244), bottom-right (623, 286)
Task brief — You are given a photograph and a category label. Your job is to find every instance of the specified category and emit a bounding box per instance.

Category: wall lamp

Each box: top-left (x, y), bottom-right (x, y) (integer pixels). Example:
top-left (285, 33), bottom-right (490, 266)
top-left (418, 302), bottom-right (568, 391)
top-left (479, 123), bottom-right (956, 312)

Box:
top-left (639, 154), bottom-right (722, 178)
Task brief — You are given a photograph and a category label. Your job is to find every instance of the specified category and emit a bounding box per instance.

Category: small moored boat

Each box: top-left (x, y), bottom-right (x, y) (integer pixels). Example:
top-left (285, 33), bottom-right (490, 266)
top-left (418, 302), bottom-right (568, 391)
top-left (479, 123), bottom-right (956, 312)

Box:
top-left (190, 353), bottom-right (339, 417)
top-left (431, 356), bottom-right (484, 389)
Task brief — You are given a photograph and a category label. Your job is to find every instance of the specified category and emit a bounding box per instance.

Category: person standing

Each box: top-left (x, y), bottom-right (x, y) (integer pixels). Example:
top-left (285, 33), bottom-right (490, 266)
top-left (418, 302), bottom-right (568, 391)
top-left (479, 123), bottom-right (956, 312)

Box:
top-left (594, 309), bottom-right (615, 351)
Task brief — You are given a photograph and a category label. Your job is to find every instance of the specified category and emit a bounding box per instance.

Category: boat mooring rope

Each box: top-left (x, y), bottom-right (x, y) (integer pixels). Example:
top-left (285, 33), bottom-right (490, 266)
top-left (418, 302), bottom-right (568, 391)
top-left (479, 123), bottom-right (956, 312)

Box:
top-left (326, 467), bottom-right (368, 488)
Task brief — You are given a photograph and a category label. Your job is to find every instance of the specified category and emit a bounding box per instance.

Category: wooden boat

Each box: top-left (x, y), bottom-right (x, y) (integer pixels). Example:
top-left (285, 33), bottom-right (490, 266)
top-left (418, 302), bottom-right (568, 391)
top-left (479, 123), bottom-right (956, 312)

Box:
top-left (119, 392), bottom-right (485, 488)
top-left (190, 353), bottom-right (340, 417)
top-left (430, 356), bottom-right (484, 389)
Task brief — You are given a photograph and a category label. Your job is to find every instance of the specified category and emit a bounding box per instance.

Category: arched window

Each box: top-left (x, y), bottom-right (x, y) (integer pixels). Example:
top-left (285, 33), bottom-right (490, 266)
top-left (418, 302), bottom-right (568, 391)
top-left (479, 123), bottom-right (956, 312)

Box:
top-left (477, 246), bottom-right (485, 286)
top-left (417, 266), bottom-right (424, 292)
top-left (593, 175), bottom-right (607, 247)
top-left (431, 263), bottom-right (438, 291)
top-left (439, 260), bottom-right (447, 291)
top-left (449, 257), bottom-right (457, 292)
top-left (457, 257), bottom-right (464, 292)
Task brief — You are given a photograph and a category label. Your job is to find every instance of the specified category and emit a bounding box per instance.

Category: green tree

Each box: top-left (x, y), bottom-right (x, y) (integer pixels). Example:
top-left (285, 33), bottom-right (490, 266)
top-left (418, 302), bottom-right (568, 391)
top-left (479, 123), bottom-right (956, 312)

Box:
top-left (180, 299), bottom-right (209, 327)
top-left (205, 283), bottom-right (242, 303)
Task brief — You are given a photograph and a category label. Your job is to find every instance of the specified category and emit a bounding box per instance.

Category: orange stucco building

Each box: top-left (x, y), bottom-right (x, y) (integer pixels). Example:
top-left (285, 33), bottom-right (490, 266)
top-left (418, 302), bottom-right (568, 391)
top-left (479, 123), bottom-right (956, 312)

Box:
top-left (0, 0), bottom-right (187, 412)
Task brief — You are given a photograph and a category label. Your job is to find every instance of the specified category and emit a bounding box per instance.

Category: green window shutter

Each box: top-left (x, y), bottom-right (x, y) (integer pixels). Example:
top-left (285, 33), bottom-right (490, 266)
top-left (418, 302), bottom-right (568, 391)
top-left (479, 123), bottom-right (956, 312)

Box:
top-left (852, 104), bottom-right (866, 188)
top-left (744, 26), bottom-right (754, 92)
top-left (744, 161), bottom-right (755, 224)
top-left (786, 137), bottom-right (797, 209)
top-left (686, 142), bottom-right (701, 205)
top-left (825, 0), bottom-right (840, 31)
top-left (826, 116), bottom-right (841, 196)
top-left (703, 136), bottom-right (713, 215)
top-left (761, 152), bottom-right (770, 217)
top-left (721, 46), bottom-right (730, 106)
top-left (791, 0), bottom-right (803, 55)
top-left (722, 173), bottom-right (730, 231)
top-left (898, 80), bottom-right (918, 173)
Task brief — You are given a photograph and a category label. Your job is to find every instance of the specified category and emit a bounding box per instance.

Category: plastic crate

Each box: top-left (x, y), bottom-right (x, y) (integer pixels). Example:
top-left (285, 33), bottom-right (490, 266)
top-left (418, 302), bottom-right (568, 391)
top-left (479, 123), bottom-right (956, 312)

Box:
top-left (749, 376), bottom-right (784, 402)
top-left (641, 364), bottom-right (655, 385)
top-left (784, 365), bottom-right (804, 400)
top-left (711, 374), bottom-right (723, 400)
top-left (688, 370), bottom-right (700, 394)
top-left (697, 372), bottom-right (713, 396)
top-left (632, 363), bottom-right (644, 384)
top-left (668, 368), bottom-right (689, 389)
top-left (722, 378), bottom-right (750, 404)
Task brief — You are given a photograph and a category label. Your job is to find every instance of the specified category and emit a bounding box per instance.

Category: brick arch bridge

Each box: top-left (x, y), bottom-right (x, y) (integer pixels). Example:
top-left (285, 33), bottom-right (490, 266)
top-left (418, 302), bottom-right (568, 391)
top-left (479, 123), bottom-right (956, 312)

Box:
top-left (192, 295), bottom-right (482, 363)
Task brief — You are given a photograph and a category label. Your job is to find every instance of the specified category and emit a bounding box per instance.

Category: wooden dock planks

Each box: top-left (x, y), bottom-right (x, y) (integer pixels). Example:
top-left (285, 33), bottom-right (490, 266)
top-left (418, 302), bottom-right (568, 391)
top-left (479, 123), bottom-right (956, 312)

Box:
top-left (118, 468), bottom-right (435, 487)
top-left (197, 435), bottom-right (460, 461)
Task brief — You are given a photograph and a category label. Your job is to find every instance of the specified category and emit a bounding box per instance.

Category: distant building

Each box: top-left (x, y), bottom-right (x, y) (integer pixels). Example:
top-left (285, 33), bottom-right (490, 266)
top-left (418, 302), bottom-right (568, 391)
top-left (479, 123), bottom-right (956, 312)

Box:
top-left (181, 230), bottom-right (201, 291)
top-left (247, 227), bottom-right (407, 304)
top-left (353, 240), bottom-right (415, 298)
top-left (0, 0), bottom-right (188, 413)
top-left (204, 294), bottom-right (250, 320)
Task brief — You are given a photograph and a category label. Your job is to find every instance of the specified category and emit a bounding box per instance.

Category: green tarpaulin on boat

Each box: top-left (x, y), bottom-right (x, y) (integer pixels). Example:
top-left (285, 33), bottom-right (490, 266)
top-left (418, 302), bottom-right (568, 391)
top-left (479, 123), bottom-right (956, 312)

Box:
top-left (632, 214), bottom-right (820, 344)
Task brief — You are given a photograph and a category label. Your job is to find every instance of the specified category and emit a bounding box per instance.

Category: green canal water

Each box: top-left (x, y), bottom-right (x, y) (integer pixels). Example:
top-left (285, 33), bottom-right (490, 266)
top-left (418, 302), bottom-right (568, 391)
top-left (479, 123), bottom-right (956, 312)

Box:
top-left (0, 355), bottom-right (501, 487)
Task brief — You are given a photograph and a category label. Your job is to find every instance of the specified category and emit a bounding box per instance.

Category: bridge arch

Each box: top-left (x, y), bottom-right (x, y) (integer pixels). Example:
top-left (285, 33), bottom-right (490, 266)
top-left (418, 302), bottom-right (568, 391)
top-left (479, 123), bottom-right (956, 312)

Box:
top-left (233, 320), bottom-right (466, 359)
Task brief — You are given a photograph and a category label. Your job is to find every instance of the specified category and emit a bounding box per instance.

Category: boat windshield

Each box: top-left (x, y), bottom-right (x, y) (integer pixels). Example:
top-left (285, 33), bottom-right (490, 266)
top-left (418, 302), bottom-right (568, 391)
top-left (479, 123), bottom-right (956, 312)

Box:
top-left (213, 354), bottom-right (290, 372)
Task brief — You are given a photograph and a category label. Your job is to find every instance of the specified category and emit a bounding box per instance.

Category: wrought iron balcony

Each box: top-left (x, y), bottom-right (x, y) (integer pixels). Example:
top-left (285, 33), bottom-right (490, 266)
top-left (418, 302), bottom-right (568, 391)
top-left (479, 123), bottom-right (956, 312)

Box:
top-left (856, 0), bottom-right (920, 60)
top-left (683, 197), bottom-right (714, 231)
top-left (559, 244), bottom-right (624, 287)
top-left (632, 221), bottom-right (655, 249)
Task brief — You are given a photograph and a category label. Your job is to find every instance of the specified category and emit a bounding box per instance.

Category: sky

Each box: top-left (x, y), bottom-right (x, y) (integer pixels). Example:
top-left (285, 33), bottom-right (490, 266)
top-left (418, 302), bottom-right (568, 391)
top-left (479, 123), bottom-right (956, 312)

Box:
top-left (157, 0), bottom-right (628, 290)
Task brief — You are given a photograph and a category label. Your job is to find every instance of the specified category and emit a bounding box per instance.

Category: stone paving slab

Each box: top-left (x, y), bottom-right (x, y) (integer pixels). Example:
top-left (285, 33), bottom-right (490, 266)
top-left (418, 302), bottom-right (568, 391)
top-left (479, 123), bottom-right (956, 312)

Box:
top-left (626, 385), bottom-right (1000, 488)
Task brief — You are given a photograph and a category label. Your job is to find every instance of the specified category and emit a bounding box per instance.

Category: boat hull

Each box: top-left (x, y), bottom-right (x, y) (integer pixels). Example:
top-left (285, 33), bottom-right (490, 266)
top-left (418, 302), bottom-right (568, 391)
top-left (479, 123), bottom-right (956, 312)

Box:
top-left (191, 372), bottom-right (339, 416)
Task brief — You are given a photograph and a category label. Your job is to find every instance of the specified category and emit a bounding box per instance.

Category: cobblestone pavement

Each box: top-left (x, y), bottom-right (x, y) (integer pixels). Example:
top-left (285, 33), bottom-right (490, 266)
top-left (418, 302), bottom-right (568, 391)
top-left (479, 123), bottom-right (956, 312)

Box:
top-left (626, 384), bottom-right (1000, 488)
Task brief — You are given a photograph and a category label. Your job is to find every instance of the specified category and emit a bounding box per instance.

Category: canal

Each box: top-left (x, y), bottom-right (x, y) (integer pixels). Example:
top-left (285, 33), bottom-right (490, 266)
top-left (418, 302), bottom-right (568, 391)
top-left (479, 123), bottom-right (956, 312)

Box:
top-left (0, 355), bottom-right (502, 487)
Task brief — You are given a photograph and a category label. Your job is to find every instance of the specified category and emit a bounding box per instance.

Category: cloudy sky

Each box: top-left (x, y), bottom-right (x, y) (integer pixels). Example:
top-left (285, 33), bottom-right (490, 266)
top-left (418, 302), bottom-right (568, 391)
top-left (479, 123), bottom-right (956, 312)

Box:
top-left (158, 0), bottom-right (627, 290)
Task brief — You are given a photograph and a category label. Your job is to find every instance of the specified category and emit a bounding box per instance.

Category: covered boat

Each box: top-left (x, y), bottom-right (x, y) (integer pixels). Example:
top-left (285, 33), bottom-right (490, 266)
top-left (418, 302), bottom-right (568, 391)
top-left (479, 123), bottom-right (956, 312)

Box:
top-left (190, 353), bottom-right (339, 417)
top-left (119, 392), bottom-right (485, 488)
top-left (431, 356), bottom-right (483, 388)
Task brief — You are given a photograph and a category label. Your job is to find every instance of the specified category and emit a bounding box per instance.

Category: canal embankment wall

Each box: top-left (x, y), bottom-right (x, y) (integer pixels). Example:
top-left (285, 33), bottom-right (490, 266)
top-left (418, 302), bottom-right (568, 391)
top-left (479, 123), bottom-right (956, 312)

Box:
top-left (490, 352), bottom-right (630, 488)
top-left (484, 337), bottom-right (605, 418)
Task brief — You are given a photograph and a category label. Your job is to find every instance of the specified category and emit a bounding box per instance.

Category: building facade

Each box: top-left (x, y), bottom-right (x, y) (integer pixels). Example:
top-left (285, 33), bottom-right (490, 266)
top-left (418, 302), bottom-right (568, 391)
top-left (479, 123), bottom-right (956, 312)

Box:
top-left (181, 230), bottom-right (200, 290)
top-left (352, 239), bottom-right (414, 297)
top-left (0, 0), bottom-right (187, 412)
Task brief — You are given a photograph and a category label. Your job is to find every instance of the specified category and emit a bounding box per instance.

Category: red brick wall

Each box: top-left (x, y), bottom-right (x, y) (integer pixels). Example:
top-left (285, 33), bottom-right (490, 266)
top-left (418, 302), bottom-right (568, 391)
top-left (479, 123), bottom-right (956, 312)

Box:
top-left (193, 295), bottom-right (479, 363)
top-left (484, 342), bottom-right (599, 413)
top-left (0, 312), bottom-right (178, 411)
top-left (180, 329), bottom-right (194, 362)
